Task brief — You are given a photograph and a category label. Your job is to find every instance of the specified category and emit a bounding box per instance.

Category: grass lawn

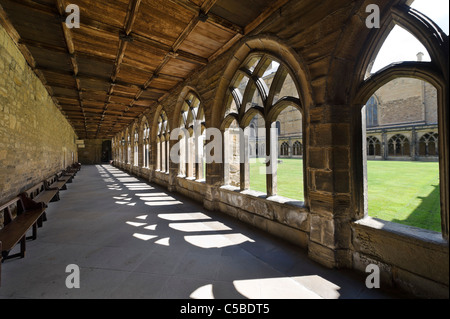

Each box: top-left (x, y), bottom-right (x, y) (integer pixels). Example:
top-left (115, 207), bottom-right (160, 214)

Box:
top-left (249, 158), bottom-right (441, 232)
top-left (366, 160), bottom-right (441, 232)
top-left (249, 157), bottom-right (304, 201)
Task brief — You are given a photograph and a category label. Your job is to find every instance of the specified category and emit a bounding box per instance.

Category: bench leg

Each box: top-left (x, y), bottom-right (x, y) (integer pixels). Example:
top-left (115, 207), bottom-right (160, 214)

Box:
top-left (26, 223), bottom-right (37, 240)
top-left (20, 235), bottom-right (26, 258)
top-left (51, 193), bottom-right (60, 202)
top-left (33, 222), bottom-right (37, 240)
top-left (37, 213), bottom-right (46, 228)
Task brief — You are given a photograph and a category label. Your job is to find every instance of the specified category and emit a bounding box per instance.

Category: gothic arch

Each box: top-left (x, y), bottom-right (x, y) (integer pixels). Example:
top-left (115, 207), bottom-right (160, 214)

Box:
top-left (211, 34), bottom-right (314, 130)
top-left (172, 86), bottom-right (205, 134)
top-left (349, 2), bottom-right (449, 237)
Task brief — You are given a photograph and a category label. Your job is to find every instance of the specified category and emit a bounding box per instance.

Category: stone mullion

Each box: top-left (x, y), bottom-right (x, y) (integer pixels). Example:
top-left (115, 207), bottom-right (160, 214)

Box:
top-left (240, 130), bottom-right (249, 191)
top-left (266, 121), bottom-right (277, 196)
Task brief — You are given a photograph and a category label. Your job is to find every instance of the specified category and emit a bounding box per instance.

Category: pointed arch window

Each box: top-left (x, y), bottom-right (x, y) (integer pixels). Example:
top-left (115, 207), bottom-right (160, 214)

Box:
top-left (178, 92), bottom-right (205, 180)
top-left (126, 131), bottom-right (131, 165)
top-left (143, 121), bottom-right (150, 168)
top-left (222, 53), bottom-right (305, 201)
top-left (388, 134), bottom-right (410, 157)
top-left (366, 136), bottom-right (381, 156)
top-left (292, 141), bottom-right (303, 156)
top-left (134, 128), bottom-right (139, 166)
top-left (280, 142), bottom-right (289, 157)
top-left (358, 2), bottom-right (447, 235)
top-left (365, 96), bottom-right (378, 127)
top-left (157, 111), bottom-right (170, 173)
top-left (419, 132), bottom-right (438, 156)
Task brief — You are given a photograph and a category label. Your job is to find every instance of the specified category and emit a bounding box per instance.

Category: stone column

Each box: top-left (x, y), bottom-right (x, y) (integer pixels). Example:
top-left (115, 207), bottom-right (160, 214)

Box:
top-left (266, 121), bottom-right (278, 196)
top-left (411, 127), bottom-right (417, 160)
top-left (240, 130), bottom-right (249, 191)
top-left (167, 138), bottom-right (178, 192)
top-left (307, 105), bottom-right (352, 269)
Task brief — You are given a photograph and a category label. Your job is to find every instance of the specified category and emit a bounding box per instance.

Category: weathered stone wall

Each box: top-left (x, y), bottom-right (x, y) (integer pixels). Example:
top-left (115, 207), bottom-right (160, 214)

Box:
top-left (352, 218), bottom-right (449, 298)
top-left (0, 24), bottom-right (78, 205)
top-left (375, 78), bottom-right (437, 126)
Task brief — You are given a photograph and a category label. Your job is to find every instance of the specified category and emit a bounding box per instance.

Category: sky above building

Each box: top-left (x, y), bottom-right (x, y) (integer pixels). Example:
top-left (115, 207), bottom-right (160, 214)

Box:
top-left (371, 0), bottom-right (449, 73)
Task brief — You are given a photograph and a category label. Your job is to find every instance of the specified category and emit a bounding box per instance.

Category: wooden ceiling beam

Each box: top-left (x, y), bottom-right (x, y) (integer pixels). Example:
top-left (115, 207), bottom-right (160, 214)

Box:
top-left (56, 0), bottom-right (88, 138)
top-left (4, 0), bottom-right (57, 16)
top-left (113, 0), bottom-right (220, 134)
top-left (59, 18), bottom-right (209, 66)
top-left (96, 0), bottom-right (142, 138)
top-left (19, 37), bottom-right (66, 53)
top-left (169, 0), bottom-right (242, 34)
top-left (35, 65), bottom-right (177, 92)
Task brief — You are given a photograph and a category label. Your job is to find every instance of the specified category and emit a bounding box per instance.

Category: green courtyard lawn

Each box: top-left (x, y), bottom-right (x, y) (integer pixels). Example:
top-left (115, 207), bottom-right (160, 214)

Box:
top-left (366, 160), bottom-right (440, 232)
top-left (249, 158), bottom-right (441, 232)
top-left (249, 158), bottom-right (304, 200)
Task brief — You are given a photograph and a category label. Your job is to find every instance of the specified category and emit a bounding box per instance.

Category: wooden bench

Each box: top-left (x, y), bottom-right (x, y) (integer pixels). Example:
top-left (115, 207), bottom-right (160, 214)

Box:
top-left (22, 181), bottom-right (61, 227)
top-left (0, 195), bottom-right (47, 263)
top-left (50, 170), bottom-right (72, 191)
top-left (0, 241), bottom-right (2, 287)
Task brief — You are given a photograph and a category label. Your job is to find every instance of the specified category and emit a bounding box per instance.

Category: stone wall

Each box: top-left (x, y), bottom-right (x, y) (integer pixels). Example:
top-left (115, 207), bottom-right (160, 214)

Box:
top-left (375, 78), bottom-right (437, 126)
top-left (0, 24), bottom-right (78, 207)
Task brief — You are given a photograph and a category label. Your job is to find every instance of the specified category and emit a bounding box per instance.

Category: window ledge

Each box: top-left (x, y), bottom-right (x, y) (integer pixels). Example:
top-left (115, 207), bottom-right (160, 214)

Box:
top-left (354, 217), bottom-right (447, 246)
top-left (220, 185), bottom-right (241, 192)
top-left (266, 195), bottom-right (305, 208)
top-left (240, 189), bottom-right (267, 198)
top-left (219, 186), bottom-right (306, 208)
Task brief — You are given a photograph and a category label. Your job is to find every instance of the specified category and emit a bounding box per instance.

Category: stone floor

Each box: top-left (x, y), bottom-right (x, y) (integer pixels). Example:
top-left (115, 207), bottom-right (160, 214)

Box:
top-left (0, 165), bottom-right (410, 299)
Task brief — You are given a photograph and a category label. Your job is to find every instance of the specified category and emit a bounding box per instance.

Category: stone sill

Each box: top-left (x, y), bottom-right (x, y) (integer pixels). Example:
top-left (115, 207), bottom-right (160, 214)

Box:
top-left (177, 176), bottom-right (205, 183)
top-left (354, 216), bottom-right (448, 246)
top-left (220, 185), bottom-right (306, 210)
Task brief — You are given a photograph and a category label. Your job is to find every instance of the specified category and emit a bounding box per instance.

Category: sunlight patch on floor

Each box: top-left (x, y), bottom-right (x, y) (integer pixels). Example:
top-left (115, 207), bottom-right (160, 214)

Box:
top-left (184, 233), bottom-right (254, 248)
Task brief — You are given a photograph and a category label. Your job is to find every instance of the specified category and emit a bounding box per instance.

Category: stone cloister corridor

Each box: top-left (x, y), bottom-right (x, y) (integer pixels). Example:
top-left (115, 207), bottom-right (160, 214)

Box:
top-left (0, 165), bottom-right (405, 299)
top-left (0, 0), bottom-right (448, 304)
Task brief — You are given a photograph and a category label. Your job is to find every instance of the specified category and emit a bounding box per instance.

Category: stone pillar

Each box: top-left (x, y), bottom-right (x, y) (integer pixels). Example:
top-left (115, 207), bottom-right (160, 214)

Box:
top-left (203, 128), bottom-right (224, 211)
top-left (288, 137), bottom-right (294, 158)
top-left (240, 131), bottom-right (249, 191)
top-left (307, 105), bottom-right (352, 269)
top-left (266, 121), bottom-right (278, 196)
top-left (382, 130), bottom-right (387, 160)
top-left (411, 128), bottom-right (417, 160)
top-left (167, 138), bottom-right (178, 192)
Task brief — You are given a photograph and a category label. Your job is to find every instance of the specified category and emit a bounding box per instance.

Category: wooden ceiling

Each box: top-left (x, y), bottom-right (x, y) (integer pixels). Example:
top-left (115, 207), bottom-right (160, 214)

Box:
top-left (0, 0), bottom-right (289, 139)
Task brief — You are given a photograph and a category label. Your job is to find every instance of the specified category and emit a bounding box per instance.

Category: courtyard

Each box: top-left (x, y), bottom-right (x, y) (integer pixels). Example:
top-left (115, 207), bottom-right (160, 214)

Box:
top-left (249, 159), bottom-right (440, 232)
